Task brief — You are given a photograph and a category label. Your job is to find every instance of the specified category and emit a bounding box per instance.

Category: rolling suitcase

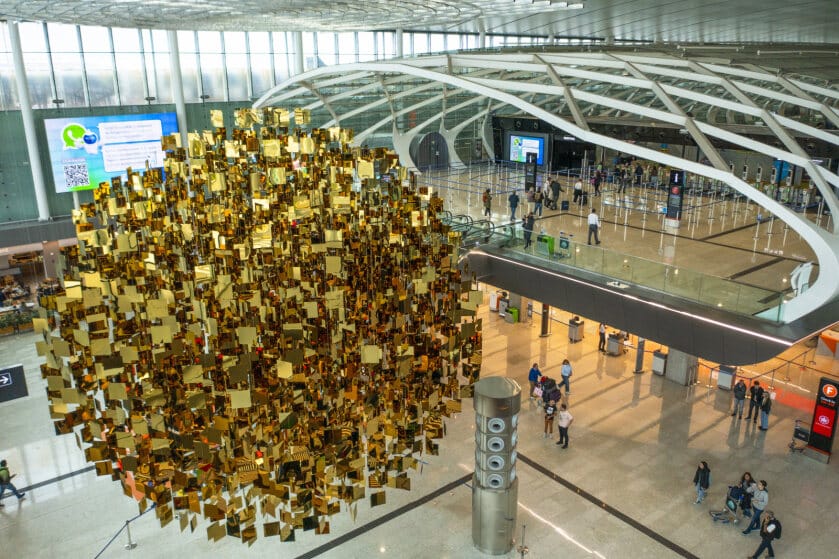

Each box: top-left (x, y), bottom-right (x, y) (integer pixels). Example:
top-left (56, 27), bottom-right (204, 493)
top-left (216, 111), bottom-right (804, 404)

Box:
top-left (560, 200), bottom-right (570, 211)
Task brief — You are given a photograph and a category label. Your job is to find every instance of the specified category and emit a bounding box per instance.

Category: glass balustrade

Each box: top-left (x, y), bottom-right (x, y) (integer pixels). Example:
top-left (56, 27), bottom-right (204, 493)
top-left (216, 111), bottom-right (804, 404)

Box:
top-left (445, 216), bottom-right (785, 323)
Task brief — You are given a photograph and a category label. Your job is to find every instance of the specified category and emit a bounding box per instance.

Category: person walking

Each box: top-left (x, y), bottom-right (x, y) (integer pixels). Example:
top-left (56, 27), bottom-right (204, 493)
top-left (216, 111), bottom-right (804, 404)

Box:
top-left (534, 189), bottom-right (544, 216)
top-left (525, 188), bottom-right (536, 214)
top-left (573, 178), bottom-right (583, 204)
top-left (528, 363), bottom-right (541, 400)
top-left (743, 480), bottom-right (769, 534)
top-left (739, 472), bottom-right (757, 518)
top-left (543, 400), bottom-right (557, 439)
top-left (549, 176), bottom-right (563, 205)
top-left (508, 190), bottom-right (520, 221)
top-left (617, 166), bottom-right (628, 193)
top-left (759, 389), bottom-right (772, 431)
top-left (555, 404), bottom-right (574, 448)
top-left (732, 378), bottom-right (747, 418)
top-left (587, 208), bottom-right (601, 245)
top-left (746, 380), bottom-right (764, 423)
top-left (598, 322), bottom-right (607, 352)
top-left (747, 510), bottom-right (782, 559)
top-left (523, 212), bottom-right (535, 249)
top-left (482, 189), bottom-right (492, 217)
top-left (559, 358), bottom-right (572, 394)
top-left (693, 460), bottom-right (711, 504)
top-left (0, 459), bottom-right (26, 506)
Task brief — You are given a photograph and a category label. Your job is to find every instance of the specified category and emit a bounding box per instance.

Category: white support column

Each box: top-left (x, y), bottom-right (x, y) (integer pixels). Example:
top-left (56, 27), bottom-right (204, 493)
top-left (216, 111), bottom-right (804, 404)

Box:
top-left (478, 17), bottom-right (487, 49)
top-left (396, 29), bottom-right (404, 58)
top-left (392, 127), bottom-right (419, 171)
top-left (8, 21), bottom-right (50, 221)
top-left (440, 128), bottom-right (465, 168)
top-left (293, 32), bottom-right (304, 75)
top-left (167, 30), bottom-right (189, 150)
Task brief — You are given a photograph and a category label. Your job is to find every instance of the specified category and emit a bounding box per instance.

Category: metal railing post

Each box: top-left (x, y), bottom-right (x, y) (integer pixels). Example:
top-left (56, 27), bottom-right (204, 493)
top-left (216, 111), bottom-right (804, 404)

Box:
top-left (124, 520), bottom-right (137, 550)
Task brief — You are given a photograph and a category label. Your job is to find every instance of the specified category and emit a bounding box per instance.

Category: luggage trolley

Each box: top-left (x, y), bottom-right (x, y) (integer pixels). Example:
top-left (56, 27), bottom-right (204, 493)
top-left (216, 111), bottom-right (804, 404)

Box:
top-left (789, 419), bottom-right (811, 453)
top-left (709, 486), bottom-right (744, 524)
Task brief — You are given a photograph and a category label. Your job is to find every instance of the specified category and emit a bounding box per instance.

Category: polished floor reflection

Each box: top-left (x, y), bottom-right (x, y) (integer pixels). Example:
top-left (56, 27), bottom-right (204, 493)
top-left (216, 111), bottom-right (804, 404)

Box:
top-left (425, 164), bottom-right (824, 295)
top-left (2, 289), bottom-right (838, 557)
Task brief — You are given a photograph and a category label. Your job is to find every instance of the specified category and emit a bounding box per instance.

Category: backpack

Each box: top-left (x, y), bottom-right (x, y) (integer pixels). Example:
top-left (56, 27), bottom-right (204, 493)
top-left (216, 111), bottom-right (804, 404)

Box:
top-left (767, 519), bottom-right (782, 540)
top-left (0, 466), bottom-right (9, 484)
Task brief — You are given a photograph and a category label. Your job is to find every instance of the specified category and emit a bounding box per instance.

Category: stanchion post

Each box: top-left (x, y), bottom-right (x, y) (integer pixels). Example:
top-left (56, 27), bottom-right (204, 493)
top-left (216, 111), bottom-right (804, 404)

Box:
top-left (517, 523), bottom-right (529, 558)
top-left (124, 520), bottom-right (137, 550)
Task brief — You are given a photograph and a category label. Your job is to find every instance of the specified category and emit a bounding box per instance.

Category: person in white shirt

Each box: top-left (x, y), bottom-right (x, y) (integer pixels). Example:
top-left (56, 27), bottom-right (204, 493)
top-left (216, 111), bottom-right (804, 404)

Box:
top-left (598, 322), bottom-right (607, 352)
top-left (573, 179), bottom-right (583, 204)
top-left (587, 208), bottom-right (601, 245)
top-left (555, 404), bottom-right (574, 448)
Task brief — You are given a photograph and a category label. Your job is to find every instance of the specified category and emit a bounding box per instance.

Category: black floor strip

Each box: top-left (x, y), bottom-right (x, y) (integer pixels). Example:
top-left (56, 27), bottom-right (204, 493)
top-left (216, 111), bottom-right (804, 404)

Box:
top-left (293, 473), bottom-right (472, 559)
top-left (699, 221), bottom-right (757, 241)
top-left (518, 453), bottom-right (699, 559)
top-left (727, 256), bottom-right (785, 280)
top-left (14, 457), bottom-right (695, 557)
top-left (15, 464), bottom-right (96, 493)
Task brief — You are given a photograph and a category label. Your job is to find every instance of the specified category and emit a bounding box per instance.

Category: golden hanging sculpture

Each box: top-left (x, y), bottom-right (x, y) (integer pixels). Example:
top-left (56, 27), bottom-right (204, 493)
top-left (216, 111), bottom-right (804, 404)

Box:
top-left (35, 109), bottom-right (482, 543)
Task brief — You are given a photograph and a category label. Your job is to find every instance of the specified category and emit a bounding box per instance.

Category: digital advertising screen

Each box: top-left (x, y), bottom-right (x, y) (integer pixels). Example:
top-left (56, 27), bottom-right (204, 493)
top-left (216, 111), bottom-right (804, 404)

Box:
top-left (43, 112), bottom-right (179, 193)
top-left (508, 134), bottom-right (545, 165)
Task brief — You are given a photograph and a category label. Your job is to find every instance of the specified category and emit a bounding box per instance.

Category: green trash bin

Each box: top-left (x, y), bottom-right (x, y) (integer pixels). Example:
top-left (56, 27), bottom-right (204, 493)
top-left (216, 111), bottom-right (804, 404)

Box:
top-left (536, 234), bottom-right (554, 256)
top-left (508, 307), bottom-right (519, 323)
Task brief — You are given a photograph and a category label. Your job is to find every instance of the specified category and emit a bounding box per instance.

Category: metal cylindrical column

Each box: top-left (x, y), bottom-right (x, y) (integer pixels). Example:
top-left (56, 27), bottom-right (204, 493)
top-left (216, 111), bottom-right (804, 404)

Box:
top-left (8, 20), bottom-right (50, 221)
top-left (473, 377), bottom-right (521, 555)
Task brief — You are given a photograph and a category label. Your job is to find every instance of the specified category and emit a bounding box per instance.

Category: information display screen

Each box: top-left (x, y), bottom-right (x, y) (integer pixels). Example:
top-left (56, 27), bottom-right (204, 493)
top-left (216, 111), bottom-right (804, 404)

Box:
top-left (44, 112), bottom-right (179, 193)
top-left (508, 134), bottom-right (544, 165)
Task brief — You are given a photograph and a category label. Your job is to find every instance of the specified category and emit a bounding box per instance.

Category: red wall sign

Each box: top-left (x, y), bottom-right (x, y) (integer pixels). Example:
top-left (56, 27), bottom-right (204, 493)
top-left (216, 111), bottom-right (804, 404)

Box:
top-left (810, 377), bottom-right (839, 455)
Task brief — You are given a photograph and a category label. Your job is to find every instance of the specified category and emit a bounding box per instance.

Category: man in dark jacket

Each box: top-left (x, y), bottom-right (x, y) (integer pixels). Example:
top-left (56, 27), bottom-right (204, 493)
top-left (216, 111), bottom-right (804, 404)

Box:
top-left (523, 212), bottom-right (535, 249)
top-left (748, 510), bottom-right (781, 559)
top-left (732, 379), bottom-right (747, 418)
top-left (746, 380), bottom-right (764, 423)
top-left (508, 191), bottom-right (520, 221)
top-left (549, 177), bottom-right (563, 203)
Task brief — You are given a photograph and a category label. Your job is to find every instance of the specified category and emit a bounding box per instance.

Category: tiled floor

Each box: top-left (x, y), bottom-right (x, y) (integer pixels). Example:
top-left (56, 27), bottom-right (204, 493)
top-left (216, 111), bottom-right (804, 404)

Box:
top-left (1, 166), bottom-right (838, 558)
top-left (2, 294), bottom-right (838, 558)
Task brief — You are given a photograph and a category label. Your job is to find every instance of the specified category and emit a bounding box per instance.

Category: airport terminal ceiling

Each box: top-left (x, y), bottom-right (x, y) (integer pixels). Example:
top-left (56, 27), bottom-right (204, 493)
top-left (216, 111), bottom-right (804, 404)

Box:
top-left (1, 0), bottom-right (838, 45)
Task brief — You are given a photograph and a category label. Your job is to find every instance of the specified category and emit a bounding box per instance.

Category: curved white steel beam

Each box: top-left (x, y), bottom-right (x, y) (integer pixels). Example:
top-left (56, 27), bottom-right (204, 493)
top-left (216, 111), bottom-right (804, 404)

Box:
top-left (251, 57), bottom-right (839, 322)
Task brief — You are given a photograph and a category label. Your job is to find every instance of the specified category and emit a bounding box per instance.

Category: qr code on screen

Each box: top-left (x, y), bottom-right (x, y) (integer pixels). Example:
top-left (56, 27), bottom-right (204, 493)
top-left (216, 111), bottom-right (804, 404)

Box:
top-left (63, 160), bottom-right (90, 189)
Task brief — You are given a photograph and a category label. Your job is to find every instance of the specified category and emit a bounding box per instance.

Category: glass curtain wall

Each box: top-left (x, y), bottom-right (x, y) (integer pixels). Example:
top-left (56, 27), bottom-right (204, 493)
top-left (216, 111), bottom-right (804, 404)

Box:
top-left (0, 24), bottom-right (566, 111)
